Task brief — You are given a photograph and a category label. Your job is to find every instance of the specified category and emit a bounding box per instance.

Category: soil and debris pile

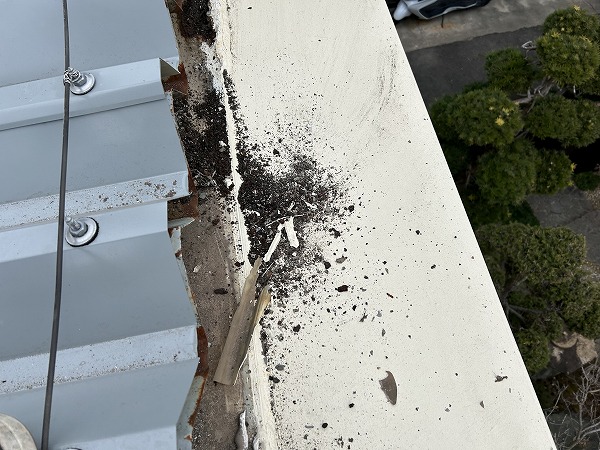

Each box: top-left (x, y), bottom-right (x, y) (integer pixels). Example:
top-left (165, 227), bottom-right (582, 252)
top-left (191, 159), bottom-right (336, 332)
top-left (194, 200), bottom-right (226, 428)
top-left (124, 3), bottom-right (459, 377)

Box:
top-left (223, 71), bottom-right (347, 294)
top-left (180, 0), bottom-right (216, 43)
top-left (172, 92), bottom-right (232, 197)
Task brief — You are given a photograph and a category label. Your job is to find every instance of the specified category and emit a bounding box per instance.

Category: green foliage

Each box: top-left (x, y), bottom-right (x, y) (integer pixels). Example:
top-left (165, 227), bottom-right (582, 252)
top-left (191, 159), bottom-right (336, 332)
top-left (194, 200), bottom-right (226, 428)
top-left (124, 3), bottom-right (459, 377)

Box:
top-left (528, 97), bottom-right (600, 148)
top-left (538, 311), bottom-right (564, 340)
top-left (476, 224), bottom-right (585, 287)
top-left (485, 48), bottom-right (535, 94)
top-left (476, 223), bottom-right (599, 372)
top-left (537, 32), bottom-right (600, 86)
top-left (561, 99), bottom-right (600, 148)
top-left (535, 150), bottom-right (573, 194)
top-left (551, 276), bottom-right (600, 337)
top-left (440, 140), bottom-right (471, 176)
top-left (542, 6), bottom-right (600, 95)
top-left (476, 223), bottom-right (530, 289)
top-left (508, 201), bottom-right (540, 227)
top-left (564, 286), bottom-right (600, 337)
top-left (515, 328), bottom-right (551, 374)
top-left (574, 171), bottom-right (600, 191)
top-left (518, 226), bottom-right (586, 284)
top-left (580, 72), bottom-right (600, 95)
top-left (447, 88), bottom-right (524, 148)
top-left (542, 6), bottom-right (600, 43)
top-left (432, 6), bottom-right (600, 375)
top-left (526, 94), bottom-right (580, 143)
top-left (476, 139), bottom-right (539, 206)
top-left (430, 95), bottom-right (458, 141)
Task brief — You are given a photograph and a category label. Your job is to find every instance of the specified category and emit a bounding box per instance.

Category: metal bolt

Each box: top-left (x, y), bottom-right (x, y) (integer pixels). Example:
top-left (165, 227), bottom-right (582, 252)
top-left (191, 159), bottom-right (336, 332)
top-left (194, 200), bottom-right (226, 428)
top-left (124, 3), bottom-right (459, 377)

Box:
top-left (65, 216), bottom-right (99, 247)
top-left (65, 216), bottom-right (87, 237)
top-left (63, 67), bottom-right (95, 95)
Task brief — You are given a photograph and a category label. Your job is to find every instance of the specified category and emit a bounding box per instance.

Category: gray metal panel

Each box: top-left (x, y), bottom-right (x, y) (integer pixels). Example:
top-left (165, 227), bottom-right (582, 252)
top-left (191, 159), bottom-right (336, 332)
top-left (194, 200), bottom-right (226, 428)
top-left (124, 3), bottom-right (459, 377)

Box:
top-left (0, 359), bottom-right (198, 449)
top-left (0, 203), bottom-right (197, 361)
top-left (0, 59), bottom-right (167, 132)
top-left (0, 327), bottom-right (197, 394)
top-left (0, 0), bottom-right (178, 87)
top-left (0, 98), bottom-right (189, 228)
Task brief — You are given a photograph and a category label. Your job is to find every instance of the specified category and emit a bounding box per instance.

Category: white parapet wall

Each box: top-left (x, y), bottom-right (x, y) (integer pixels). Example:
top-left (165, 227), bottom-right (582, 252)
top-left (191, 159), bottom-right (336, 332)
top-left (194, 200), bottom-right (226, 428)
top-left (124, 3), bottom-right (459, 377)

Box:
top-left (215, 0), bottom-right (557, 448)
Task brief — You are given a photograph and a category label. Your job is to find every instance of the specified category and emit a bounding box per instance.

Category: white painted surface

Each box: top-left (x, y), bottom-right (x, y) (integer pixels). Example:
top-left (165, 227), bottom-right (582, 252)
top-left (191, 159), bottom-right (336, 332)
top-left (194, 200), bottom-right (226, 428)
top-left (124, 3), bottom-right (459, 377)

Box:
top-left (219, 0), bottom-right (556, 448)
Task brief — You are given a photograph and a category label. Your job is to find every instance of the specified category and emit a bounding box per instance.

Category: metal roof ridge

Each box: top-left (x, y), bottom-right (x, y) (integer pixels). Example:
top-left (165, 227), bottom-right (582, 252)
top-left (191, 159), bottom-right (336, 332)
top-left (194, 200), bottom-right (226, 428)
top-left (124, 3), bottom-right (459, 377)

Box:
top-left (0, 325), bottom-right (197, 395)
top-left (0, 58), bottom-right (176, 132)
top-left (0, 171), bottom-right (189, 231)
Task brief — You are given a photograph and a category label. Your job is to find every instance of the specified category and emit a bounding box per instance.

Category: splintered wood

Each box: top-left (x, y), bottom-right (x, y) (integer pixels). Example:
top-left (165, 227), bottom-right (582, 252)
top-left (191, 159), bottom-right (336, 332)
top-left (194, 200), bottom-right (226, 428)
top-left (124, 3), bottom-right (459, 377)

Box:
top-left (214, 258), bottom-right (271, 385)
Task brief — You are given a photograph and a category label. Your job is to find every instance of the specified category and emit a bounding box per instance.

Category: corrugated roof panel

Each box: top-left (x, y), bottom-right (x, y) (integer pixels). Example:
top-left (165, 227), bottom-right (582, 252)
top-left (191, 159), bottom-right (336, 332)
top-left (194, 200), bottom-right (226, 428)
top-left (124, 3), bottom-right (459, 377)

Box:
top-left (0, 87), bottom-right (189, 228)
top-left (0, 0), bottom-right (178, 87)
top-left (0, 59), bottom-right (174, 131)
top-left (0, 203), bottom-right (197, 361)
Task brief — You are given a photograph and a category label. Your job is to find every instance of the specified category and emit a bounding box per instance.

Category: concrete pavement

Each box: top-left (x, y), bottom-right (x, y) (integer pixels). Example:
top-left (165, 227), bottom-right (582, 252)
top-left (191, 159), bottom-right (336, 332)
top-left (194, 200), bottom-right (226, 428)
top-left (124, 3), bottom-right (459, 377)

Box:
top-left (396, 0), bottom-right (599, 106)
top-left (405, 26), bottom-right (541, 106)
top-left (396, 0), bottom-right (598, 52)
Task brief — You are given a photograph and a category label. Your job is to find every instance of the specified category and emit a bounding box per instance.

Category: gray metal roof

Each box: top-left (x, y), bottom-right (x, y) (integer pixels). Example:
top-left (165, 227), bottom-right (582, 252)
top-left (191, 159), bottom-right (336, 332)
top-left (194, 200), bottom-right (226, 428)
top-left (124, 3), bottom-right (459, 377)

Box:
top-left (0, 0), bottom-right (179, 87)
top-left (0, 0), bottom-right (199, 447)
top-left (0, 0), bottom-right (186, 230)
top-left (0, 58), bottom-right (188, 229)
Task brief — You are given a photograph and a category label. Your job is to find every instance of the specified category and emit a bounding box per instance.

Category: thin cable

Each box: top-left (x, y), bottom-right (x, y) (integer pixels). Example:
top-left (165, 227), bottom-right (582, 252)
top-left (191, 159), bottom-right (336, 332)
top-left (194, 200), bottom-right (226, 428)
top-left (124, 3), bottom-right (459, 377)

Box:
top-left (41, 0), bottom-right (71, 447)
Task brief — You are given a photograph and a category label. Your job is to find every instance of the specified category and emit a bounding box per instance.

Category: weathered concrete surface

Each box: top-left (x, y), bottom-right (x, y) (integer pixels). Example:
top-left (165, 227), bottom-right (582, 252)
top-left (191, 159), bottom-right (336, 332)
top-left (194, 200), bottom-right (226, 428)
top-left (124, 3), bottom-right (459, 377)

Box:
top-left (216, 0), bottom-right (555, 448)
top-left (528, 188), bottom-right (600, 265)
top-left (396, 0), bottom-right (599, 52)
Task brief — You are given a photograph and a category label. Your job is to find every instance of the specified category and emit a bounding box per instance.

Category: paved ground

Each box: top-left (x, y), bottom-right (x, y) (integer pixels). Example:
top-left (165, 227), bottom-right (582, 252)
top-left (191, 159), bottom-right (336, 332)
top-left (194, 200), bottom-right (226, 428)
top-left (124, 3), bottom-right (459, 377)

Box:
top-left (405, 26), bottom-right (541, 106)
top-left (397, 0), bottom-right (598, 106)
top-left (394, 0), bottom-right (600, 264)
top-left (528, 189), bottom-right (600, 264)
top-left (396, 0), bottom-right (598, 52)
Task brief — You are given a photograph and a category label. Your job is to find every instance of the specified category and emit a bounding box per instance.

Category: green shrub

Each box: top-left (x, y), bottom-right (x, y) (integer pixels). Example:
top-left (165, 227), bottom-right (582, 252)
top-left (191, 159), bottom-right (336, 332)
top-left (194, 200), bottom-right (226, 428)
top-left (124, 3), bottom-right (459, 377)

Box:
top-left (537, 32), bottom-right (600, 86)
top-left (448, 88), bottom-right (524, 148)
top-left (574, 171), bottom-right (600, 190)
top-left (526, 95), bottom-right (579, 143)
top-left (485, 48), bottom-right (535, 94)
top-left (535, 150), bottom-right (573, 194)
top-left (543, 6), bottom-right (600, 43)
top-left (476, 139), bottom-right (539, 206)
top-left (562, 281), bottom-right (600, 338)
top-left (562, 99), bottom-right (600, 148)
top-left (580, 72), bottom-right (600, 95)
top-left (515, 328), bottom-right (551, 373)
top-left (430, 95), bottom-right (458, 141)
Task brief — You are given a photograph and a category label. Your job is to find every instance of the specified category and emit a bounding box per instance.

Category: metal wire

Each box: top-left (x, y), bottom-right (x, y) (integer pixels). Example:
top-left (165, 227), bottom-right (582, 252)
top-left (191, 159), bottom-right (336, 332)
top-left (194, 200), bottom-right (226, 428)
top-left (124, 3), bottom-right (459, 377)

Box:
top-left (41, 0), bottom-right (71, 447)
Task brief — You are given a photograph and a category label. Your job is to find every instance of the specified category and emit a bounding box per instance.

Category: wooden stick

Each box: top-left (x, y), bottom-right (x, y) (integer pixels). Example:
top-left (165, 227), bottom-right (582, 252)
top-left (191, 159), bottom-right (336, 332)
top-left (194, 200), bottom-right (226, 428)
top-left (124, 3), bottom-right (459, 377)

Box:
top-left (214, 258), bottom-right (270, 385)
